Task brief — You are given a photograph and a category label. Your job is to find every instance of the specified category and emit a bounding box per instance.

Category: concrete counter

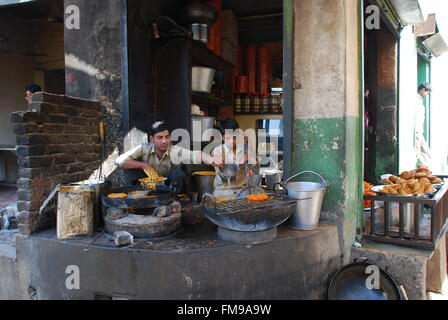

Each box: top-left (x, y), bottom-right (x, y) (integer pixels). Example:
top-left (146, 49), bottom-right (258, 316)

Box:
top-left (3, 222), bottom-right (342, 300)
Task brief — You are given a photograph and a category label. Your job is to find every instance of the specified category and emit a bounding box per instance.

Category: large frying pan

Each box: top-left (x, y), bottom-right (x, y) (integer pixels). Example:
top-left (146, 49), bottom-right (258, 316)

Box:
top-left (328, 258), bottom-right (404, 300)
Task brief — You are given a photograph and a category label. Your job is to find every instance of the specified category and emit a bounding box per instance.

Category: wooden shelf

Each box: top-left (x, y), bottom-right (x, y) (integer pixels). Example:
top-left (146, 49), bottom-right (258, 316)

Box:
top-left (192, 92), bottom-right (231, 108)
top-left (191, 40), bottom-right (235, 69)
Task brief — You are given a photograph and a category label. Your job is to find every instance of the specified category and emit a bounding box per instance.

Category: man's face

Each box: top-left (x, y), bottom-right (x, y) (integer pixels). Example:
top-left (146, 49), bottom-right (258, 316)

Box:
top-left (419, 89), bottom-right (430, 98)
top-left (25, 91), bottom-right (33, 103)
top-left (150, 130), bottom-right (171, 152)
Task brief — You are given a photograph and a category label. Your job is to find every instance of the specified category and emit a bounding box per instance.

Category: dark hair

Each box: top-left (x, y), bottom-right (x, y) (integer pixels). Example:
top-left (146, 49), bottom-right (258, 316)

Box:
top-left (219, 119), bottom-right (240, 135)
top-left (149, 121), bottom-right (169, 136)
top-left (418, 82), bottom-right (432, 92)
top-left (26, 84), bottom-right (42, 93)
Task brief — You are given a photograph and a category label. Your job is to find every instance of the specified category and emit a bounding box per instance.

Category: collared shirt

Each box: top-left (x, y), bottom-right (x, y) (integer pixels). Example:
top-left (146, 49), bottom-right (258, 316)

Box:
top-left (115, 143), bottom-right (202, 177)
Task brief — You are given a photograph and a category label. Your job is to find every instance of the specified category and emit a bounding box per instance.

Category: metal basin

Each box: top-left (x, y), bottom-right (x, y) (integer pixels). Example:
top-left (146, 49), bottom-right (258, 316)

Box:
top-left (328, 261), bottom-right (403, 300)
top-left (202, 196), bottom-right (297, 232)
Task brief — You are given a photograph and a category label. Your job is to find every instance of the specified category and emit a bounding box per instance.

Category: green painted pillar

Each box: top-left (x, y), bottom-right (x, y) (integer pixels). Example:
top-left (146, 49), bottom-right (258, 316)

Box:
top-left (289, 0), bottom-right (363, 263)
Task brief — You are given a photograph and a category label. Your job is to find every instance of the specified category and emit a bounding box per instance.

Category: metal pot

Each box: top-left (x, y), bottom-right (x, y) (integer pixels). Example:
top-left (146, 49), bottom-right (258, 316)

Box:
top-left (192, 116), bottom-right (216, 139)
top-left (265, 170), bottom-right (283, 190)
top-left (192, 67), bottom-right (216, 93)
top-left (181, 3), bottom-right (218, 26)
top-left (248, 174), bottom-right (262, 187)
top-left (192, 172), bottom-right (216, 203)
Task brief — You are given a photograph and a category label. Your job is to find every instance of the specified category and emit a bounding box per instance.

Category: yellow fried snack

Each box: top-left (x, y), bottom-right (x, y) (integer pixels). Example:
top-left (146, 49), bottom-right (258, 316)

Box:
top-left (107, 193), bottom-right (128, 199)
top-left (424, 185), bottom-right (435, 193)
top-left (143, 168), bottom-right (159, 181)
top-left (247, 194), bottom-right (271, 202)
top-left (192, 171), bottom-right (216, 176)
top-left (432, 178), bottom-right (443, 184)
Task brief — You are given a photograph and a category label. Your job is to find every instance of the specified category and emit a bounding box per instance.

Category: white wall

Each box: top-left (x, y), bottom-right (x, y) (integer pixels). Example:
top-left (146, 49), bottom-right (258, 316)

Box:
top-left (398, 26), bottom-right (418, 173)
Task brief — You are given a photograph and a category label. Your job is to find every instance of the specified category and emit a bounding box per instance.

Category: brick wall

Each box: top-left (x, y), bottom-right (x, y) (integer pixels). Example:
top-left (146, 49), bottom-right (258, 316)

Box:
top-left (10, 92), bottom-right (103, 234)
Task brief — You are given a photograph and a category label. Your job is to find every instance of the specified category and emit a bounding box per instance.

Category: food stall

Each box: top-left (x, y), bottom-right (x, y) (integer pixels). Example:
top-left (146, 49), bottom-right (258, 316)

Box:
top-left (363, 166), bottom-right (448, 250)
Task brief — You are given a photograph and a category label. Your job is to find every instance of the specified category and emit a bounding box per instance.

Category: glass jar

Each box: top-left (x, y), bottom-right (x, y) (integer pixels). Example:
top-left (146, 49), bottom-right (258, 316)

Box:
top-left (268, 95), bottom-right (276, 113)
top-left (242, 94), bottom-right (251, 113)
top-left (251, 94), bottom-right (260, 113)
top-left (261, 94), bottom-right (270, 114)
top-left (233, 93), bottom-right (242, 114)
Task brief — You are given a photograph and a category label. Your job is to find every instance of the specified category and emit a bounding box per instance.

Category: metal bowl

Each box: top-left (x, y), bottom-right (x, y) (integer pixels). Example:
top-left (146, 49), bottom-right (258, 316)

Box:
top-left (218, 163), bottom-right (240, 182)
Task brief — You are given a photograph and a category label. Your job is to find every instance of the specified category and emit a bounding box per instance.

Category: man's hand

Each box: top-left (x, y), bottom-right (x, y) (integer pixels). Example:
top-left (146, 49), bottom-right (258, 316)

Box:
top-left (210, 156), bottom-right (224, 168)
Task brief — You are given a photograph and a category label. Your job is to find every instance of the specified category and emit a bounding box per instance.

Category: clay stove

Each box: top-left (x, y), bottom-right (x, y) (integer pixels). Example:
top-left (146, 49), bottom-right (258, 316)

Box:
top-left (101, 187), bottom-right (182, 238)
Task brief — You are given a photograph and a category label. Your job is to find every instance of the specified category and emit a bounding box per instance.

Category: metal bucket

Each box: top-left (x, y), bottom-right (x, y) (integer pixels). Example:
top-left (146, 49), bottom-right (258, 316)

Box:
top-left (281, 171), bottom-right (328, 230)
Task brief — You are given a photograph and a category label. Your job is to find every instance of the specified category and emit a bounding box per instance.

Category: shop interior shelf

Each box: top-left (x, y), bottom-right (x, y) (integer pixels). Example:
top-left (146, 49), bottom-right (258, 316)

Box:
top-left (191, 40), bottom-right (235, 69)
top-left (192, 92), bottom-right (231, 108)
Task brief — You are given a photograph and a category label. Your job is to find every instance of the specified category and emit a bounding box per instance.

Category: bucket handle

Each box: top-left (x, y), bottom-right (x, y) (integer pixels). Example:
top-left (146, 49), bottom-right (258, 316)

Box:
top-left (284, 171), bottom-right (329, 187)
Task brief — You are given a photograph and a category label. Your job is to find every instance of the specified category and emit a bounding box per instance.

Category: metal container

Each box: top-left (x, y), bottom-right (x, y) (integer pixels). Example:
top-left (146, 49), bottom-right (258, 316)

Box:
top-left (279, 171), bottom-right (328, 230)
top-left (191, 116), bottom-right (215, 139)
top-left (192, 172), bottom-right (216, 203)
top-left (192, 67), bottom-right (216, 93)
top-left (70, 179), bottom-right (110, 227)
top-left (191, 23), bottom-right (208, 43)
top-left (248, 174), bottom-right (262, 187)
top-left (265, 170), bottom-right (283, 190)
top-left (218, 162), bottom-right (240, 183)
top-left (139, 177), bottom-right (168, 190)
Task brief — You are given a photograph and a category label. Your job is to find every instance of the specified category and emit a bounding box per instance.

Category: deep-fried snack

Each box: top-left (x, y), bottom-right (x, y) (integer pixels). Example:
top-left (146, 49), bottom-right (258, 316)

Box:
top-left (424, 184), bottom-right (434, 193)
top-left (406, 179), bottom-right (416, 187)
top-left (427, 176), bottom-right (438, 181)
top-left (398, 185), bottom-right (412, 194)
top-left (388, 187), bottom-right (398, 194)
top-left (417, 184), bottom-right (426, 194)
top-left (432, 178), bottom-right (443, 184)
top-left (416, 167), bottom-right (430, 173)
top-left (381, 178), bottom-right (393, 185)
top-left (418, 178), bottom-right (431, 186)
top-left (411, 182), bottom-right (421, 194)
top-left (389, 175), bottom-right (400, 183)
top-left (414, 172), bottom-right (428, 179)
top-left (400, 171), bottom-right (413, 180)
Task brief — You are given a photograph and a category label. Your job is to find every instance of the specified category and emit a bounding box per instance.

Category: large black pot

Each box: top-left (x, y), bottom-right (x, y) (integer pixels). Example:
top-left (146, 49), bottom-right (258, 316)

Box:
top-left (180, 3), bottom-right (218, 26)
top-left (328, 258), bottom-right (403, 300)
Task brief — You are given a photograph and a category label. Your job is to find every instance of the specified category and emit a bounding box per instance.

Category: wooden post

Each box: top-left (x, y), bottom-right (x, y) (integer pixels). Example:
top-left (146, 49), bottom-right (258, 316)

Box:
top-left (57, 186), bottom-right (95, 239)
